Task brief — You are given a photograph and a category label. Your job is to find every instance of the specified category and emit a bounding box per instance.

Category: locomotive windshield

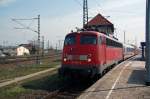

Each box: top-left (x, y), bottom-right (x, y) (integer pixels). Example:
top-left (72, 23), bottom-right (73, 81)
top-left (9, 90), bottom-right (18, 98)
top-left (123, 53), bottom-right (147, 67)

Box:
top-left (64, 35), bottom-right (76, 46)
top-left (80, 35), bottom-right (97, 45)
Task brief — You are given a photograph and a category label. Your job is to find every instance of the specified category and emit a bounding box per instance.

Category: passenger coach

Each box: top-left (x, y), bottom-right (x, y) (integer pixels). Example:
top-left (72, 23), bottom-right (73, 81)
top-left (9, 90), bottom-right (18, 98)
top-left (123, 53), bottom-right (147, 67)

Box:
top-left (59, 31), bottom-right (123, 78)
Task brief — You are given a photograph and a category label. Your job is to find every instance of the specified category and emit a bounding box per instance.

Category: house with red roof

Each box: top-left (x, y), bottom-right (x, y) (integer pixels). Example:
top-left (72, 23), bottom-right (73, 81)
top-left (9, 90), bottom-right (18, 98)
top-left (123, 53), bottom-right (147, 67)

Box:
top-left (85, 14), bottom-right (114, 35)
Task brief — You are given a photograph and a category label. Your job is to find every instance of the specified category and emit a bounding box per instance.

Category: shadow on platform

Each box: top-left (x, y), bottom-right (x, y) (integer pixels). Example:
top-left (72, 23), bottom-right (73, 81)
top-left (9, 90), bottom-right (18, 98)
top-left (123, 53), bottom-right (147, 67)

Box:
top-left (127, 69), bottom-right (146, 85)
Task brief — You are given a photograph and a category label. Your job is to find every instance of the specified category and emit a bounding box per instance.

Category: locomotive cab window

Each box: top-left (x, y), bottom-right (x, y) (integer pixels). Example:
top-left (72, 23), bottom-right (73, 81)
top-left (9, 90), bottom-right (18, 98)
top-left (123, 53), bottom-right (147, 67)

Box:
top-left (64, 35), bottom-right (76, 46)
top-left (80, 35), bottom-right (97, 45)
top-left (106, 38), bottom-right (123, 48)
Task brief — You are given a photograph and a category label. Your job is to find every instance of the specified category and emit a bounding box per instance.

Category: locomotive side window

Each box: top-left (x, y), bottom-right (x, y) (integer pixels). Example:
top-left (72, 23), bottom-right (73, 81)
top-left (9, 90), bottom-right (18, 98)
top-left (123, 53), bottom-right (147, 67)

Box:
top-left (64, 35), bottom-right (76, 46)
top-left (80, 35), bottom-right (97, 45)
top-left (106, 38), bottom-right (122, 48)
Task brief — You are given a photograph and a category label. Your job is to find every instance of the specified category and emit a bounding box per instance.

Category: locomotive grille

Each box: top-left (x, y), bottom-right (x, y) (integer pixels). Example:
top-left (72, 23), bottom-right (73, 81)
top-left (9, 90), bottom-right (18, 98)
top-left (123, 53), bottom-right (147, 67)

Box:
top-left (80, 55), bottom-right (88, 60)
top-left (67, 55), bottom-right (88, 61)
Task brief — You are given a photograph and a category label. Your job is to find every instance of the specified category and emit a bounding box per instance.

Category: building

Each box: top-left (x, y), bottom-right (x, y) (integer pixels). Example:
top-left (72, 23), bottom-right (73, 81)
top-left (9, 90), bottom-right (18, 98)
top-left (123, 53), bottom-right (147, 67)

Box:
top-left (17, 46), bottom-right (30, 56)
top-left (18, 44), bottom-right (37, 55)
top-left (17, 44), bottom-right (35, 56)
top-left (85, 13), bottom-right (114, 35)
top-left (2, 46), bottom-right (17, 56)
top-left (0, 50), bottom-right (5, 57)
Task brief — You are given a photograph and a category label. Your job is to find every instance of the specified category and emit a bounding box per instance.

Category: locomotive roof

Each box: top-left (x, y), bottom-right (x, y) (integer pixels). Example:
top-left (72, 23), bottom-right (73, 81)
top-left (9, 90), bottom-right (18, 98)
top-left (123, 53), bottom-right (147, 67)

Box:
top-left (67, 31), bottom-right (122, 44)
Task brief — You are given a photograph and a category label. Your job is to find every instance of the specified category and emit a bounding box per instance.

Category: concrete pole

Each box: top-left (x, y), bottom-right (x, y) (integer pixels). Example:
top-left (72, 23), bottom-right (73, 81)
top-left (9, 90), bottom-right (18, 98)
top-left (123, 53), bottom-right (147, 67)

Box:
top-left (146, 0), bottom-right (150, 85)
top-left (42, 36), bottom-right (44, 56)
top-left (47, 40), bottom-right (50, 50)
top-left (36, 15), bottom-right (40, 64)
top-left (124, 31), bottom-right (126, 44)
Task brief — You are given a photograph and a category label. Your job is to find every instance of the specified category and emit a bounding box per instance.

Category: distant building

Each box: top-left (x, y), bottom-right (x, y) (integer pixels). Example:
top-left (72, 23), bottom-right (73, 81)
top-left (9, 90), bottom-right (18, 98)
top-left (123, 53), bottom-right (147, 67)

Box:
top-left (85, 13), bottom-right (114, 35)
top-left (17, 44), bottom-right (37, 55)
top-left (17, 46), bottom-right (30, 56)
top-left (17, 44), bottom-right (34, 56)
top-left (3, 47), bottom-right (16, 56)
top-left (0, 50), bottom-right (5, 57)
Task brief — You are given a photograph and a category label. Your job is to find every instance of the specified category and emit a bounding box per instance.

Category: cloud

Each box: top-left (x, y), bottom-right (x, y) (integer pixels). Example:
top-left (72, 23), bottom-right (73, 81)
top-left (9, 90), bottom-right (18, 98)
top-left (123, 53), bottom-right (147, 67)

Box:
top-left (0, 0), bottom-right (16, 6)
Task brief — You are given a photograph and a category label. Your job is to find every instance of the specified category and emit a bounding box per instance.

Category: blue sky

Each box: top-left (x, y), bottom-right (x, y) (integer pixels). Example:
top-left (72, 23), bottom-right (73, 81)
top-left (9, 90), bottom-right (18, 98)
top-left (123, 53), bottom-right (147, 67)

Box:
top-left (0, 0), bottom-right (146, 47)
top-left (0, 0), bottom-right (81, 18)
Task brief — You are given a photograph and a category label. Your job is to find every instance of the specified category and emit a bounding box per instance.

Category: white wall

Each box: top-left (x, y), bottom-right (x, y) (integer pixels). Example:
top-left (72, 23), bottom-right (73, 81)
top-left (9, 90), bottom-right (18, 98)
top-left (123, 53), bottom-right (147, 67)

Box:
top-left (17, 46), bottom-right (30, 56)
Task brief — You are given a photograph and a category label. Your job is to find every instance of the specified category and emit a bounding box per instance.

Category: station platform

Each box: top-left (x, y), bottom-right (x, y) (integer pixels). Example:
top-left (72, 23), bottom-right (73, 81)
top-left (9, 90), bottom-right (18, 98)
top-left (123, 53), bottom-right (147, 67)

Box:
top-left (78, 55), bottom-right (150, 99)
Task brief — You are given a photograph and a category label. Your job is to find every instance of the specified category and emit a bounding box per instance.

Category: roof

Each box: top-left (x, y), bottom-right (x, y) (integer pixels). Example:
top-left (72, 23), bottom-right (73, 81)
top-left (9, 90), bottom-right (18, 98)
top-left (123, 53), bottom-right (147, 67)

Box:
top-left (88, 14), bottom-right (113, 26)
top-left (19, 44), bottom-right (33, 50)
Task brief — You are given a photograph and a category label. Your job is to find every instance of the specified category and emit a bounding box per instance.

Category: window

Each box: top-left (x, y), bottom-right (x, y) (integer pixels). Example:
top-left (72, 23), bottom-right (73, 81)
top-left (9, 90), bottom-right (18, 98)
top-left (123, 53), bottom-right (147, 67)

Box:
top-left (106, 38), bottom-right (122, 48)
top-left (80, 35), bottom-right (97, 45)
top-left (64, 35), bottom-right (76, 46)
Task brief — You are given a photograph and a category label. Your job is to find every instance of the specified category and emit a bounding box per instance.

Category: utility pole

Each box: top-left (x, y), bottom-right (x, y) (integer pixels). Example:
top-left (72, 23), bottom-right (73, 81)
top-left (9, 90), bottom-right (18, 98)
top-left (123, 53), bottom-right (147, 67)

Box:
top-left (58, 40), bottom-right (61, 50)
top-left (124, 31), bottom-right (126, 44)
top-left (83, 0), bottom-right (88, 28)
top-left (146, 0), bottom-right (150, 85)
top-left (56, 43), bottom-right (58, 51)
top-left (42, 36), bottom-right (44, 56)
top-left (135, 37), bottom-right (137, 47)
top-left (47, 40), bottom-right (50, 50)
top-left (37, 15), bottom-right (40, 64)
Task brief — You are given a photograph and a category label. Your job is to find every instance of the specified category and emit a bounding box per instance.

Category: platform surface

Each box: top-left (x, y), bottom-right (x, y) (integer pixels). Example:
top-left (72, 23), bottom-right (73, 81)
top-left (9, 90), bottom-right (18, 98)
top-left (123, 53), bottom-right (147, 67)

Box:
top-left (78, 55), bottom-right (150, 99)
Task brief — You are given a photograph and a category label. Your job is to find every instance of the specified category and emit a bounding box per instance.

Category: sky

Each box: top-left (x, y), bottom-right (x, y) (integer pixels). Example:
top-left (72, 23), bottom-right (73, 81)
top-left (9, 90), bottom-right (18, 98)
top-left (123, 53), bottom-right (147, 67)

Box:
top-left (0, 0), bottom-right (146, 48)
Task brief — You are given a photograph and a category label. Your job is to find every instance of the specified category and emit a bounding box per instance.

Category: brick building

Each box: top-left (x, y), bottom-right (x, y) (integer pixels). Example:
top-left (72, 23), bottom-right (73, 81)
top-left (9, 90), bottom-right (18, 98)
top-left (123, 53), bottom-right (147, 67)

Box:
top-left (85, 14), bottom-right (114, 35)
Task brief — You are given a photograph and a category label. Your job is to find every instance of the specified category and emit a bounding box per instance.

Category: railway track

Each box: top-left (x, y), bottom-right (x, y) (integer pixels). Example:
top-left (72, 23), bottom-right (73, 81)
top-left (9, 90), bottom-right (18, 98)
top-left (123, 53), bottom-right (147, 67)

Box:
top-left (19, 74), bottom-right (95, 99)
top-left (14, 55), bottom-right (136, 99)
top-left (35, 56), bottom-right (136, 99)
top-left (0, 52), bottom-right (61, 64)
top-left (42, 79), bottom-right (94, 99)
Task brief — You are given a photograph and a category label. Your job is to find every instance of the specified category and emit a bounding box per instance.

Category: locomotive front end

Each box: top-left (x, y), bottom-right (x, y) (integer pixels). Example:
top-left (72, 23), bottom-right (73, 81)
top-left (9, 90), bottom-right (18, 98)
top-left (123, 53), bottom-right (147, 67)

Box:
top-left (59, 32), bottom-right (100, 78)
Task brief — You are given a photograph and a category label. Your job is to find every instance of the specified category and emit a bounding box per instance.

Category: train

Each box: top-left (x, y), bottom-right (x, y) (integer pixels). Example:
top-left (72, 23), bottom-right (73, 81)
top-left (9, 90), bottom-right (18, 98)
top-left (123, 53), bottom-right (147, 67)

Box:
top-left (58, 31), bottom-right (136, 79)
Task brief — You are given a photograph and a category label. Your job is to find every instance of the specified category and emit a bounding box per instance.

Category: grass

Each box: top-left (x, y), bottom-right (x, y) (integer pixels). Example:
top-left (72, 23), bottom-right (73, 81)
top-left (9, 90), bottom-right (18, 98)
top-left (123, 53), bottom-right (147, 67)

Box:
top-left (22, 72), bottom-right (64, 91)
top-left (0, 71), bottom-right (64, 99)
top-left (0, 85), bottom-right (30, 99)
top-left (0, 52), bottom-right (63, 99)
top-left (0, 57), bottom-right (61, 81)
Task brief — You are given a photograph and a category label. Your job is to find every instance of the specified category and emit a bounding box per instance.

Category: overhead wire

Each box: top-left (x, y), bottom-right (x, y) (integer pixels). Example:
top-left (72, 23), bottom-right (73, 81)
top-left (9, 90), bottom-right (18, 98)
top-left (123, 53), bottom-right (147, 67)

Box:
top-left (11, 19), bottom-right (38, 33)
top-left (27, 19), bottom-right (35, 29)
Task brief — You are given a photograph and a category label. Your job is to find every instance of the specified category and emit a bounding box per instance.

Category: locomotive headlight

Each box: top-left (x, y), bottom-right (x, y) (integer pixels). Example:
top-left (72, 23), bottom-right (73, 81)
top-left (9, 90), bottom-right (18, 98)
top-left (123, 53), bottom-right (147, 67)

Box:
top-left (64, 58), bottom-right (67, 62)
top-left (88, 58), bottom-right (91, 62)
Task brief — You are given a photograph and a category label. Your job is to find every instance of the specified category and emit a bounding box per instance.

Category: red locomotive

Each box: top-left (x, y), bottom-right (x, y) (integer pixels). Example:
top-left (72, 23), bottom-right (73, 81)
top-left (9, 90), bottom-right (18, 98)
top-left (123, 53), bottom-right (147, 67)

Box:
top-left (59, 31), bottom-right (125, 78)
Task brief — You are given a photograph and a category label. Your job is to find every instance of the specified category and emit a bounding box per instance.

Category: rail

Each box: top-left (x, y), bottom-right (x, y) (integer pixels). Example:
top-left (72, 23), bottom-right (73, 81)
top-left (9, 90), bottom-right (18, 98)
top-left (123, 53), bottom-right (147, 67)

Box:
top-left (0, 52), bottom-right (62, 64)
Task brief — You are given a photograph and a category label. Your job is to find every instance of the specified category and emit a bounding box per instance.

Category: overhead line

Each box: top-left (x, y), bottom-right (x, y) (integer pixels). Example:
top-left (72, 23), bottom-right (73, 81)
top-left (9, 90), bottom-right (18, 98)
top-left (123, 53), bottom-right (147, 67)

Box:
top-left (11, 19), bottom-right (38, 33)
top-left (12, 18), bottom-right (37, 20)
